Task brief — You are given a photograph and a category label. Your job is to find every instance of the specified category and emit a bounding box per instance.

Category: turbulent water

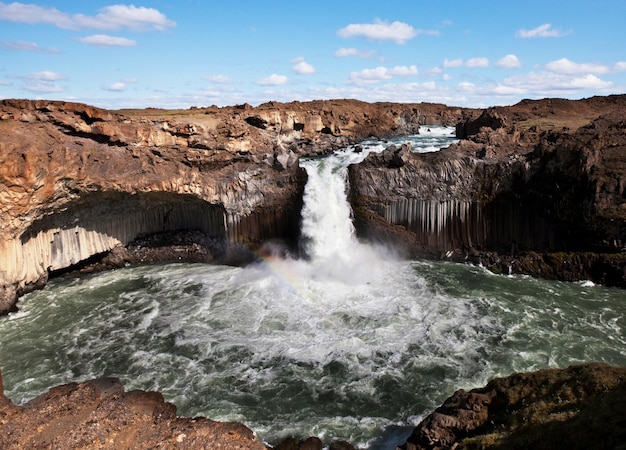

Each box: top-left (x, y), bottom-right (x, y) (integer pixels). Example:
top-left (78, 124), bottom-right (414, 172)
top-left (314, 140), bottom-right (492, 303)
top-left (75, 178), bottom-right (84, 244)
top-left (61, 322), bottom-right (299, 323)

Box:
top-left (1, 128), bottom-right (626, 449)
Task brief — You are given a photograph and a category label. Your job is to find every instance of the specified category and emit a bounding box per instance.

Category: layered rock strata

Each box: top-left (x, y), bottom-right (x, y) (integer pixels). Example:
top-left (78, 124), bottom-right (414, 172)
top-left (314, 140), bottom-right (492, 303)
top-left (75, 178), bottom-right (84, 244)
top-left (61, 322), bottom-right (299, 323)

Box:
top-left (349, 95), bottom-right (626, 286)
top-left (0, 99), bottom-right (467, 314)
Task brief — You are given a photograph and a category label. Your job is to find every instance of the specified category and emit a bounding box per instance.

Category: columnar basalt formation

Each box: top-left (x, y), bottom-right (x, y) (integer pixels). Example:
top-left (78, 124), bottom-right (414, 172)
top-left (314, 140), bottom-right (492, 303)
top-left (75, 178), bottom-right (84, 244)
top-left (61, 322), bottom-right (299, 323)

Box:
top-left (349, 95), bottom-right (626, 286)
top-left (0, 98), bottom-right (468, 314)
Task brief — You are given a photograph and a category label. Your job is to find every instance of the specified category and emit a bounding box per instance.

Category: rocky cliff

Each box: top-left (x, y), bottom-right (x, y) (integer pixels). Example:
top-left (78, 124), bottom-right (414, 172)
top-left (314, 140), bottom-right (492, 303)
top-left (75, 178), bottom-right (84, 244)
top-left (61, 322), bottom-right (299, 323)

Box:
top-left (0, 98), bottom-right (467, 314)
top-left (349, 95), bottom-right (626, 286)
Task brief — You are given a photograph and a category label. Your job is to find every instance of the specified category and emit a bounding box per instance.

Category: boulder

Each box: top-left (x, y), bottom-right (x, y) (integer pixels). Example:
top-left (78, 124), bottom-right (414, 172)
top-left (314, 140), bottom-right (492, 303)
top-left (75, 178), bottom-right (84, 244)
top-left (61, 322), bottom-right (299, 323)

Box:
top-left (400, 363), bottom-right (626, 450)
top-left (0, 377), bottom-right (267, 450)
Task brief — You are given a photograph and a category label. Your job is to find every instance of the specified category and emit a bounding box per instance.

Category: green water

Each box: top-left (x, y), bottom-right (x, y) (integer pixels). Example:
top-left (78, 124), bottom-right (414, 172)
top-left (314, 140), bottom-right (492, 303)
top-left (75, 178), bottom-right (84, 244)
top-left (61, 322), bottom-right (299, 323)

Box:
top-left (1, 259), bottom-right (624, 449)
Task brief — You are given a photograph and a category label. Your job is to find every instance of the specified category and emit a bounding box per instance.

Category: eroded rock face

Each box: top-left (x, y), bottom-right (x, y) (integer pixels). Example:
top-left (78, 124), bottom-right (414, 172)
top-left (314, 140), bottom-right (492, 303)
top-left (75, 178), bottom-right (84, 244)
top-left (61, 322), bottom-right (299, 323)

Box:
top-left (349, 95), bottom-right (626, 285)
top-left (0, 98), bottom-right (468, 313)
top-left (400, 363), bottom-right (626, 450)
top-left (0, 376), bottom-right (267, 450)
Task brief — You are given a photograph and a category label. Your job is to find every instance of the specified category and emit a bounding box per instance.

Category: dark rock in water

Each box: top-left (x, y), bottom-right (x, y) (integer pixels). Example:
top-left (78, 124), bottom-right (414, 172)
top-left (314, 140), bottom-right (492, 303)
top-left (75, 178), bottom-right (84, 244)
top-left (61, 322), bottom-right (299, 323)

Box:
top-left (273, 436), bottom-right (325, 450)
top-left (399, 363), bottom-right (626, 450)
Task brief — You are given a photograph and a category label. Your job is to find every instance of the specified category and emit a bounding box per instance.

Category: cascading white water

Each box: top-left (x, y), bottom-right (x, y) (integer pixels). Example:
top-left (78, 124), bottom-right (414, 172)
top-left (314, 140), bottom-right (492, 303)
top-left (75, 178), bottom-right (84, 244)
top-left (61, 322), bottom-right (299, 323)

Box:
top-left (1, 128), bottom-right (625, 450)
top-left (299, 157), bottom-right (357, 261)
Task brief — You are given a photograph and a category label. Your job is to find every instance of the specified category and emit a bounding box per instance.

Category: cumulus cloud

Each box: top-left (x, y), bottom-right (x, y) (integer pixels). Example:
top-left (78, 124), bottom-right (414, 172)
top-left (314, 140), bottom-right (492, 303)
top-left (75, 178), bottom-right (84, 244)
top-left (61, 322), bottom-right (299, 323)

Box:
top-left (496, 54), bottom-right (522, 69)
top-left (443, 58), bottom-right (463, 68)
top-left (0, 40), bottom-right (60, 53)
top-left (203, 75), bottom-right (232, 84)
top-left (0, 2), bottom-right (175, 31)
top-left (29, 70), bottom-right (65, 81)
top-left (78, 34), bottom-right (137, 47)
top-left (500, 71), bottom-right (612, 94)
top-left (291, 57), bottom-right (316, 75)
top-left (337, 19), bottom-right (435, 44)
top-left (348, 65), bottom-right (419, 85)
top-left (20, 70), bottom-right (65, 93)
top-left (104, 78), bottom-right (137, 91)
top-left (349, 66), bottom-right (391, 84)
top-left (545, 58), bottom-right (610, 75)
top-left (388, 65), bottom-right (419, 76)
top-left (106, 82), bottom-right (127, 91)
top-left (444, 58), bottom-right (489, 68)
top-left (334, 47), bottom-right (374, 59)
top-left (615, 61), bottom-right (626, 72)
top-left (466, 57), bottom-right (489, 68)
top-left (516, 23), bottom-right (570, 38)
top-left (256, 74), bottom-right (288, 86)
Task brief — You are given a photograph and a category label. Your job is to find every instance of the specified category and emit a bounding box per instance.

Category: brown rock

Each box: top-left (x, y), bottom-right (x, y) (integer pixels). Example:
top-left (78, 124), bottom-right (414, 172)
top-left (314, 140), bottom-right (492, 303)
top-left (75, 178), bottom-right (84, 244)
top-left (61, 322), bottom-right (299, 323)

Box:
top-left (349, 95), bottom-right (626, 286)
top-left (0, 98), bottom-right (469, 314)
top-left (0, 377), bottom-right (266, 450)
top-left (400, 363), bottom-right (626, 450)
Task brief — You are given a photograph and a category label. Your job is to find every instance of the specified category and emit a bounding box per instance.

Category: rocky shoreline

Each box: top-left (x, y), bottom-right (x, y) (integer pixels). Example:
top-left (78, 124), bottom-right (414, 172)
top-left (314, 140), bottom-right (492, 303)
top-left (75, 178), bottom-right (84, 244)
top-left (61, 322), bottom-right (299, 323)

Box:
top-left (2, 363), bottom-right (624, 449)
top-left (1, 95), bottom-right (626, 448)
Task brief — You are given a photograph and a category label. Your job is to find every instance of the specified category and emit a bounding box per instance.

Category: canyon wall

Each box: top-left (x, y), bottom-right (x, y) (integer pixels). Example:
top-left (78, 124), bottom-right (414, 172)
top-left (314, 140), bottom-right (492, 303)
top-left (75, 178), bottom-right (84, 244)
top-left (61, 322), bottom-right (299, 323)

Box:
top-left (349, 95), bottom-right (626, 285)
top-left (0, 98), bottom-right (467, 313)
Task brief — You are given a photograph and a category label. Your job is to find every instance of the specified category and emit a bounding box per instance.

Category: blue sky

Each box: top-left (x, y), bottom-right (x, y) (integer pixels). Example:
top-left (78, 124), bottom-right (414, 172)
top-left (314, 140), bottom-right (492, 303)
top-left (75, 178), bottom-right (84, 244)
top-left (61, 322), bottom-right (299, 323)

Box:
top-left (1, 1), bottom-right (625, 109)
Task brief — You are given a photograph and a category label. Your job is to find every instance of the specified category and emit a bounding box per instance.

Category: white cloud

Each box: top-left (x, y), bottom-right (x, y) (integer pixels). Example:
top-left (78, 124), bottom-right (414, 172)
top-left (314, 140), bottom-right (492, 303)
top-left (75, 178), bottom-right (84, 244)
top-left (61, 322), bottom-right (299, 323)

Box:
top-left (615, 61), bottom-right (626, 72)
top-left (204, 75), bottom-right (232, 84)
top-left (106, 82), bottom-right (127, 91)
top-left (444, 58), bottom-right (488, 68)
top-left (388, 65), bottom-right (419, 76)
top-left (256, 74), bottom-right (288, 86)
top-left (0, 2), bottom-right (175, 31)
top-left (349, 66), bottom-right (391, 84)
top-left (348, 65), bottom-right (418, 85)
top-left (334, 47), bottom-right (374, 59)
top-left (78, 34), bottom-right (137, 47)
top-left (496, 54), bottom-right (522, 69)
top-left (337, 19), bottom-right (430, 44)
top-left (0, 40), bottom-right (60, 53)
top-left (458, 81), bottom-right (476, 92)
top-left (492, 84), bottom-right (526, 95)
top-left (29, 70), bottom-right (65, 81)
top-left (291, 57), bottom-right (316, 75)
top-left (567, 74), bottom-right (612, 89)
top-left (516, 23), bottom-right (570, 38)
top-left (545, 58), bottom-right (610, 75)
top-left (426, 66), bottom-right (442, 76)
top-left (20, 71), bottom-right (65, 93)
top-left (443, 58), bottom-right (463, 68)
top-left (22, 82), bottom-right (63, 93)
top-left (466, 57), bottom-right (489, 68)
top-left (500, 71), bottom-right (612, 95)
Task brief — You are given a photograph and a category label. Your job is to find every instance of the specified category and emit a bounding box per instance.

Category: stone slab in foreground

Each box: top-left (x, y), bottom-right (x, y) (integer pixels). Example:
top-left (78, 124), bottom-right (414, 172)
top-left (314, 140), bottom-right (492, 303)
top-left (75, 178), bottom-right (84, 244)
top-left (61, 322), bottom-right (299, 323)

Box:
top-left (0, 375), bottom-right (266, 450)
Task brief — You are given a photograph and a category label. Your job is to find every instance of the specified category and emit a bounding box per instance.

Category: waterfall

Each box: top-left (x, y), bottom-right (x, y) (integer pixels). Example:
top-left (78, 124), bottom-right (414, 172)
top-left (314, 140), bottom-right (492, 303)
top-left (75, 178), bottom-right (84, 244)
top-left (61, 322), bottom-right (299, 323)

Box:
top-left (299, 156), bottom-right (358, 260)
